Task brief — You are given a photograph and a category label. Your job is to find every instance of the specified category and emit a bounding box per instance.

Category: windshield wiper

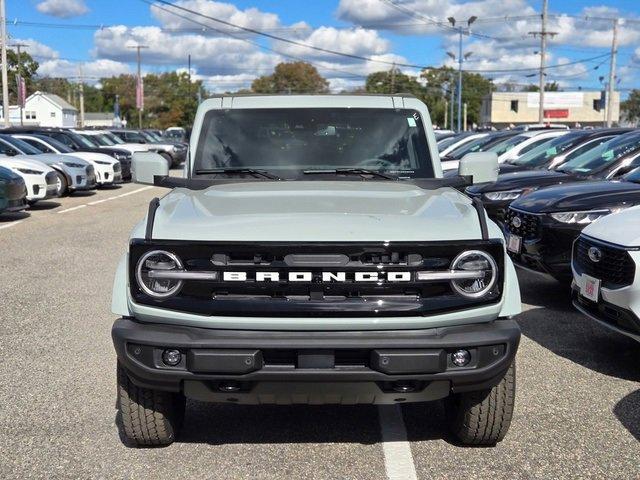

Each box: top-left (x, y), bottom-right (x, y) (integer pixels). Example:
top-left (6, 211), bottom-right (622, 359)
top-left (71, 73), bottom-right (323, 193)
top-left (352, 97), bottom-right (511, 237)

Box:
top-left (303, 168), bottom-right (398, 180)
top-left (195, 168), bottom-right (282, 180)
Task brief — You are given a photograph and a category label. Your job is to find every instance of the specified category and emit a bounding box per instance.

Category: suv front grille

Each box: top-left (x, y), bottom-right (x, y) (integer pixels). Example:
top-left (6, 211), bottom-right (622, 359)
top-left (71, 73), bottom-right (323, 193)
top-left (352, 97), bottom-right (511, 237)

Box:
top-left (129, 241), bottom-right (505, 317)
top-left (574, 236), bottom-right (636, 288)
top-left (504, 208), bottom-right (540, 240)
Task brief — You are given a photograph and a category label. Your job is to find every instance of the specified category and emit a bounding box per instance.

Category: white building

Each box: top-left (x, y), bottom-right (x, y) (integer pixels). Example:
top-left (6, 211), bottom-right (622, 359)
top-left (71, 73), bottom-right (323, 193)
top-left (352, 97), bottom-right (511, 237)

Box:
top-left (22, 91), bottom-right (78, 127)
top-left (84, 112), bottom-right (116, 128)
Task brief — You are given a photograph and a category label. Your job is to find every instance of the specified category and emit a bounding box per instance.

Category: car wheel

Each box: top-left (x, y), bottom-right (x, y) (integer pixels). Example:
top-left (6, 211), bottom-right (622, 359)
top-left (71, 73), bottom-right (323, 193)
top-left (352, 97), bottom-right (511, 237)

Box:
top-left (54, 172), bottom-right (68, 197)
top-left (116, 363), bottom-right (185, 447)
top-left (445, 360), bottom-right (516, 446)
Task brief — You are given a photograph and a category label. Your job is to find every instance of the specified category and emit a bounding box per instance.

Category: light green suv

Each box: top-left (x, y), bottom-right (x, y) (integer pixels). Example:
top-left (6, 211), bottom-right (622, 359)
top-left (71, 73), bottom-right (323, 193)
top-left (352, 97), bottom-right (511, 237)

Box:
top-left (111, 94), bottom-right (522, 447)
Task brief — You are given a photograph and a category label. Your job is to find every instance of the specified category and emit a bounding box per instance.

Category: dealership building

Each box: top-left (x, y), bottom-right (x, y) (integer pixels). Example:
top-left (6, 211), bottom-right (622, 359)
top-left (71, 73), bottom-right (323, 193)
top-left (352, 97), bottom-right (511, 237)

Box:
top-left (480, 91), bottom-right (620, 128)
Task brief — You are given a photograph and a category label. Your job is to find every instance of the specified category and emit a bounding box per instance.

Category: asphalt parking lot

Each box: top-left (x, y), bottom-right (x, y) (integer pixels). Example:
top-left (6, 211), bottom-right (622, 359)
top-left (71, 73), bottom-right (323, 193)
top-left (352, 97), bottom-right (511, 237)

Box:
top-left (0, 181), bottom-right (638, 479)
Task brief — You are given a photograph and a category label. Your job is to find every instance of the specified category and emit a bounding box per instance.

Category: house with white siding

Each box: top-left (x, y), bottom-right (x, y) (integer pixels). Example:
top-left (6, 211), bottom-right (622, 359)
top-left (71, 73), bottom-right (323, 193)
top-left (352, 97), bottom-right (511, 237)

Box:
top-left (22, 91), bottom-right (78, 127)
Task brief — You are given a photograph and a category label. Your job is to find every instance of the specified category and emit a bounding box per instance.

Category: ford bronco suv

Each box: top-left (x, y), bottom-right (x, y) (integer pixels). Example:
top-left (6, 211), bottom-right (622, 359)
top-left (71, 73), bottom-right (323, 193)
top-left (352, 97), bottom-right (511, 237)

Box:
top-left (111, 94), bottom-right (522, 447)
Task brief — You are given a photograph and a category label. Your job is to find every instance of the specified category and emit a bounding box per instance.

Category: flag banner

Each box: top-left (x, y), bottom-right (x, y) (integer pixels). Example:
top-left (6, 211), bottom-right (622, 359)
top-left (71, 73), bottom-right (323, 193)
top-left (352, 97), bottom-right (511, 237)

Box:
top-left (16, 75), bottom-right (26, 107)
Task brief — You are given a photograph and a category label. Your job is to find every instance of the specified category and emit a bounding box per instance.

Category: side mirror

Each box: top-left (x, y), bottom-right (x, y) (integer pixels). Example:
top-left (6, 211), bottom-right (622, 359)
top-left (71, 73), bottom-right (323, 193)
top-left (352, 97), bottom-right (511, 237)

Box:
top-left (132, 152), bottom-right (169, 185)
top-left (458, 152), bottom-right (499, 184)
top-left (6, 148), bottom-right (17, 157)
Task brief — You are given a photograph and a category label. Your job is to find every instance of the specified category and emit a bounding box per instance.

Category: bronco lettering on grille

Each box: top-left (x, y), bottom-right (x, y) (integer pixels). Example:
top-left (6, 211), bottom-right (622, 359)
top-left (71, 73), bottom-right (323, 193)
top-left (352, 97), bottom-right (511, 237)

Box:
top-left (221, 271), bottom-right (413, 282)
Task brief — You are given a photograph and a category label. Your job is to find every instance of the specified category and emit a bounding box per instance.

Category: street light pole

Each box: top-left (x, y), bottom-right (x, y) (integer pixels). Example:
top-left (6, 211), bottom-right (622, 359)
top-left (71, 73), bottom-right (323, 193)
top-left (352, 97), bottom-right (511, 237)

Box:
top-left (448, 16), bottom-right (476, 132)
top-left (0, 0), bottom-right (9, 127)
top-left (128, 44), bottom-right (148, 129)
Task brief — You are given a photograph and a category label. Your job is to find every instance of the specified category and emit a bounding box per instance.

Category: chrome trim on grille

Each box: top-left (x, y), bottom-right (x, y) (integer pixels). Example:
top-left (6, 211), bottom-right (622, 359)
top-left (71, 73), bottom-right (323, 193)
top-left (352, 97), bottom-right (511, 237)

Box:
top-left (147, 270), bottom-right (219, 280)
top-left (416, 270), bottom-right (485, 281)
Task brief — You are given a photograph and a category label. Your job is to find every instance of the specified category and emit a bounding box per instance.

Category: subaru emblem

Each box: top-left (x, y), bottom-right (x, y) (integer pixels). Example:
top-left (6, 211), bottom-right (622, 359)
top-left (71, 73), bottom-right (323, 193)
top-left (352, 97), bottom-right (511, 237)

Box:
top-left (588, 246), bottom-right (602, 263)
top-left (511, 216), bottom-right (522, 228)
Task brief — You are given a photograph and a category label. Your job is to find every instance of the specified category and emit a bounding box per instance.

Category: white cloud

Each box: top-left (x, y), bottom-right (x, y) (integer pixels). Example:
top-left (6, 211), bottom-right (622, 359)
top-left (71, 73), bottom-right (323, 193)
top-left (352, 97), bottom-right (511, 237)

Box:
top-left (36, 0), bottom-right (89, 18)
top-left (151, 0), bottom-right (311, 37)
top-left (11, 38), bottom-right (60, 61)
top-left (37, 59), bottom-right (131, 80)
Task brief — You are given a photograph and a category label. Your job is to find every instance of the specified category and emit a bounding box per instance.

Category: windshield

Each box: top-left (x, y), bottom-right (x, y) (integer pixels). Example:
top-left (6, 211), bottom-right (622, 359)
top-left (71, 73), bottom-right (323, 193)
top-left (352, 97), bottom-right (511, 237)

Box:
top-left (558, 131), bottom-right (640, 174)
top-left (487, 134), bottom-right (530, 156)
top-left (437, 135), bottom-right (460, 152)
top-left (624, 167), bottom-right (640, 183)
top-left (0, 135), bottom-right (43, 155)
top-left (35, 135), bottom-right (74, 153)
top-left (103, 132), bottom-right (125, 144)
top-left (194, 108), bottom-right (434, 179)
top-left (87, 133), bottom-right (115, 146)
top-left (139, 131), bottom-right (156, 142)
top-left (511, 131), bottom-right (587, 167)
top-left (445, 133), bottom-right (512, 160)
top-left (121, 131), bottom-right (147, 143)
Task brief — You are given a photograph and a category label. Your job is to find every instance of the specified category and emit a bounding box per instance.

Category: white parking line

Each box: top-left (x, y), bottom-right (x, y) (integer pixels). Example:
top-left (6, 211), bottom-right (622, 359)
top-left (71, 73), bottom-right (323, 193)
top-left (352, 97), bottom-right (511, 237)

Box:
top-left (88, 186), bottom-right (153, 206)
top-left (0, 220), bottom-right (25, 230)
top-left (378, 405), bottom-right (418, 480)
top-left (57, 205), bottom-right (88, 214)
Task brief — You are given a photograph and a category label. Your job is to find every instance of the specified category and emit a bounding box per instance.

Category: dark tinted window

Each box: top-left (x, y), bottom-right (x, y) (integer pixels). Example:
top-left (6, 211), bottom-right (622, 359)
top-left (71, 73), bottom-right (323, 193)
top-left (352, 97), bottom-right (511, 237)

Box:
top-left (195, 108), bottom-right (435, 178)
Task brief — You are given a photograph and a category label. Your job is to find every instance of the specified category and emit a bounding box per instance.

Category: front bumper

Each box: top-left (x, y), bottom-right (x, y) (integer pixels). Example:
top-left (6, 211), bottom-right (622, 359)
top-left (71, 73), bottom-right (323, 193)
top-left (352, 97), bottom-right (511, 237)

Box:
top-left (113, 317), bottom-right (520, 404)
top-left (506, 215), bottom-right (581, 281)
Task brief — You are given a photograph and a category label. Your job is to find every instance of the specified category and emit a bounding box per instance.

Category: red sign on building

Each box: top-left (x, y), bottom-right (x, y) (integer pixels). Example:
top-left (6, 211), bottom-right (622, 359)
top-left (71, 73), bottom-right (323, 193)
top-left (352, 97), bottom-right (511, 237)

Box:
top-left (544, 109), bottom-right (569, 118)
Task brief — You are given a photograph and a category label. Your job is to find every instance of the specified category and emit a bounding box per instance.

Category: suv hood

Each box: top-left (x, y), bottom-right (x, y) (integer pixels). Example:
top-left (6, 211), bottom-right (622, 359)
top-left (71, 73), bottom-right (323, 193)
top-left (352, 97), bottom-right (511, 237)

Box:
top-left (467, 169), bottom-right (576, 194)
top-left (62, 152), bottom-right (118, 165)
top-left (511, 179), bottom-right (640, 213)
top-left (143, 181), bottom-right (487, 242)
top-left (1, 156), bottom-right (55, 173)
top-left (582, 205), bottom-right (640, 247)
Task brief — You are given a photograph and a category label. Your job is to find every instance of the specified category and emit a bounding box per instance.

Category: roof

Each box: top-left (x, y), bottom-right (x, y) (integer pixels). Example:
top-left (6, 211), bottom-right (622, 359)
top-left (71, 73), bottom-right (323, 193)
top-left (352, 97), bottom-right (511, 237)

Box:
top-left (27, 91), bottom-right (77, 111)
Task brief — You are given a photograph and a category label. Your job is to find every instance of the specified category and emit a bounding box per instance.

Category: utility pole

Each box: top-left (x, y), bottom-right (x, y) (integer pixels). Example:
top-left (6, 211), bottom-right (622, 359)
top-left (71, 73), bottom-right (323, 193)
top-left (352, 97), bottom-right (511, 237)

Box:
top-left (529, 0), bottom-right (556, 123)
top-left (1, 0), bottom-right (9, 127)
top-left (448, 16), bottom-right (476, 132)
top-left (390, 63), bottom-right (396, 94)
top-left (463, 102), bottom-right (468, 131)
top-left (78, 65), bottom-right (85, 128)
top-left (128, 44), bottom-right (148, 129)
top-left (10, 43), bottom-right (28, 126)
top-left (450, 76), bottom-right (455, 130)
top-left (187, 53), bottom-right (191, 99)
top-left (606, 19), bottom-right (618, 128)
top-left (444, 100), bottom-right (448, 130)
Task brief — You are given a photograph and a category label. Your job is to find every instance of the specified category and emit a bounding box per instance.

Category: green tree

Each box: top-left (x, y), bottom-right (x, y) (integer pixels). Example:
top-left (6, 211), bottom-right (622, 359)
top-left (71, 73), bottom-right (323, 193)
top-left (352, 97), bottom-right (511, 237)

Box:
top-left (525, 81), bottom-right (560, 92)
top-left (8, 49), bottom-right (39, 103)
top-left (251, 62), bottom-right (329, 94)
top-left (621, 89), bottom-right (640, 125)
top-left (420, 67), bottom-right (494, 128)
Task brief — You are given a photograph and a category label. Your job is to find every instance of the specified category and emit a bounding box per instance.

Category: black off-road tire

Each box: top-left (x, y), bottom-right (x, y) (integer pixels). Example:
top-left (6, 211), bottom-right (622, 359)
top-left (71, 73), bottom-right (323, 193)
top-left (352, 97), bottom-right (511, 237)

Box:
top-left (445, 360), bottom-right (516, 446)
top-left (116, 363), bottom-right (185, 447)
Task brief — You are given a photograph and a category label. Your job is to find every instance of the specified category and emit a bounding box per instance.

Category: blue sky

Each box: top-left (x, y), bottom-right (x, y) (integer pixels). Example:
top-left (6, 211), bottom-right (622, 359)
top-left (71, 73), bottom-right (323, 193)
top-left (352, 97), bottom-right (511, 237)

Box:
top-left (7, 0), bottom-right (640, 94)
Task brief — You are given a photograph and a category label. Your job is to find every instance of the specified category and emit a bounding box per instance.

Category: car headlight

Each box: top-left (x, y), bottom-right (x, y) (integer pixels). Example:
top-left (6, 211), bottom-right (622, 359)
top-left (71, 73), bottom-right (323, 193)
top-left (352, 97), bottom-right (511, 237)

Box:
top-left (449, 250), bottom-right (498, 298)
top-left (114, 153), bottom-right (130, 161)
top-left (549, 206), bottom-right (631, 224)
top-left (17, 168), bottom-right (43, 175)
top-left (136, 250), bottom-right (184, 298)
top-left (483, 189), bottom-right (524, 201)
top-left (171, 145), bottom-right (178, 152)
top-left (95, 160), bottom-right (112, 165)
top-left (63, 161), bottom-right (85, 168)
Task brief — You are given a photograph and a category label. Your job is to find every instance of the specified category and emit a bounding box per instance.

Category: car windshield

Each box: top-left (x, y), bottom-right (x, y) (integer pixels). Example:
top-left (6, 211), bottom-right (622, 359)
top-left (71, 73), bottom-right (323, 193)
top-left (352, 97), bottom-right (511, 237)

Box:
top-left (194, 108), bottom-right (434, 179)
top-left (437, 135), bottom-right (460, 152)
top-left (487, 134), bottom-right (530, 156)
top-left (623, 167), bottom-right (640, 183)
top-left (103, 132), bottom-right (125, 144)
top-left (511, 131), bottom-right (588, 167)
top-left (35, 135), bottom-right (74, 153)
top-left (87, 133), bottom-right (115, 146)
top-left (64, 131), bottom-right (96, 148)
top-left (138, 131), bottom-right (156, 142)
top-left (0, 135), bottom-right (43, 155)
top-left (558, 131), bottom-right (640, 174)
top-left (445, 134), bottom-right (511, 159)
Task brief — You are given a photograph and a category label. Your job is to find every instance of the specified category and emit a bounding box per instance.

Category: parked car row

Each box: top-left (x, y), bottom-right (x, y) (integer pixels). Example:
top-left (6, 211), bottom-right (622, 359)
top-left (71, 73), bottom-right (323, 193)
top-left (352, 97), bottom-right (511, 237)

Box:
top-left (0, 127), bottom-right (188, 215)
top-left (439, 126), bottom-right (640, 344)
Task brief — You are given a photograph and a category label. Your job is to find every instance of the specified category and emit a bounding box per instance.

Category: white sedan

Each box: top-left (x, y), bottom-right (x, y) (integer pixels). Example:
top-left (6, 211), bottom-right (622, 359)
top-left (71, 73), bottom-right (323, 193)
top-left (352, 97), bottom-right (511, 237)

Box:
top-left (11, 134), bottom-right (122, 186)
top-left (572, 205), bottom-right (640, 342)
top-left (0, 156), bottom-right (58, 203)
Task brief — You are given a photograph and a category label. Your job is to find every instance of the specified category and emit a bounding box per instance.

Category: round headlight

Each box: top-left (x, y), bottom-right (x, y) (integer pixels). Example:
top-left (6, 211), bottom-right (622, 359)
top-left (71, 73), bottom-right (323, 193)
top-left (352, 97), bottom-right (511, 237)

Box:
top-left (450, 250), bottom-right (497, 298)
top-left (135, 250), bottom-right (184, 298)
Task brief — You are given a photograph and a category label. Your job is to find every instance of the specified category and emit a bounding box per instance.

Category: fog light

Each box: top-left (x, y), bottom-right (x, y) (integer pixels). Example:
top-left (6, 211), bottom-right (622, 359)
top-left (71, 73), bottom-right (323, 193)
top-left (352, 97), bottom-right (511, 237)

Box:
top-left (162, 349), bottom-right (182, 366)
top-left (452, 349), bottom-right (471, 367)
